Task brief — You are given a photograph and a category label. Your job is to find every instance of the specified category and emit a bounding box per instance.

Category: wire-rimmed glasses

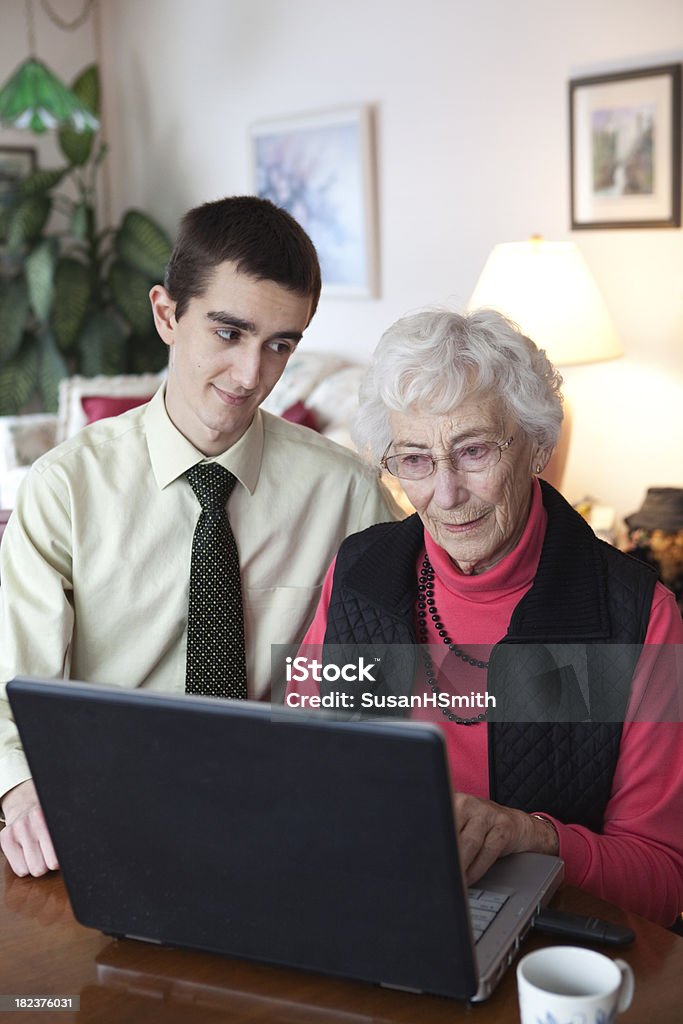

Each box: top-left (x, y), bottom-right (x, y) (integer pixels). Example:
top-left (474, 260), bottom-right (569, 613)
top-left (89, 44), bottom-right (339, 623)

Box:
top-left (381, 437), bottom-right (514, 481)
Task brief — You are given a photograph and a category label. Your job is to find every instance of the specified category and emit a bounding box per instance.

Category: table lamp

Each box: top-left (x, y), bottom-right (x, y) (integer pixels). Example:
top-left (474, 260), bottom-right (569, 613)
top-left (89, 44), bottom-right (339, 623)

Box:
top-left (467, 236), bottom-right (622, 489)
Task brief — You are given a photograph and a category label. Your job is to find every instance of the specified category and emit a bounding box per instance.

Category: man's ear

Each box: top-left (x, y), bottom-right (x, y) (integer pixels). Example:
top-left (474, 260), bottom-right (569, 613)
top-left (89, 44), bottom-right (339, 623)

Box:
top-left (149, 285), bottom-right (177, 348)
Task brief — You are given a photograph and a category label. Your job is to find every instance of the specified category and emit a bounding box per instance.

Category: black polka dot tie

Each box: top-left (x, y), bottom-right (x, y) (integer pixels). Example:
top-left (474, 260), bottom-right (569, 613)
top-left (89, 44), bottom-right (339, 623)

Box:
top-left (185, 463), bottom-right (248, 699)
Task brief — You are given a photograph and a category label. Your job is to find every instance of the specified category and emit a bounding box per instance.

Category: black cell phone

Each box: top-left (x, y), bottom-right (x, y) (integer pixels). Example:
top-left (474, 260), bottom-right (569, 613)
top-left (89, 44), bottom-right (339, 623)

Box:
top-left (533, 908), bottom-right (635, 946)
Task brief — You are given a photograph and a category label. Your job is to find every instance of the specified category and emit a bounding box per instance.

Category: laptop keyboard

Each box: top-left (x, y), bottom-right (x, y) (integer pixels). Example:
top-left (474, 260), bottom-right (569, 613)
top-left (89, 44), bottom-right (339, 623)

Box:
top-left (467, 888), bottom-right (510, 942)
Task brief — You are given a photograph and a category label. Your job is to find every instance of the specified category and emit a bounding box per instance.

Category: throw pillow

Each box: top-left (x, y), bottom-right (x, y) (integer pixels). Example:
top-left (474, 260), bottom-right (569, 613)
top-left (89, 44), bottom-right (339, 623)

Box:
top-left (81, 394), bottom-right (152, 425)
top-left (280, 401), bottom-right (319, 431)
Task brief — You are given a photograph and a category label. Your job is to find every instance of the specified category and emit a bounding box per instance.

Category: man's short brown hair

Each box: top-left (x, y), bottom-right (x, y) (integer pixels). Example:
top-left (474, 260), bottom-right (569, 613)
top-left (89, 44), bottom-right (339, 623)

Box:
top-left (165, 196), bottom-right (321, 322)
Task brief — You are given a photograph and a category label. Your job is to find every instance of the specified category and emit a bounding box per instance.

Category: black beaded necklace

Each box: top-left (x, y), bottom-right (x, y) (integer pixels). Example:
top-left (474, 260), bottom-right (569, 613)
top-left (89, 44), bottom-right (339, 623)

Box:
top-left (417, 553), bottom-right (489, 725)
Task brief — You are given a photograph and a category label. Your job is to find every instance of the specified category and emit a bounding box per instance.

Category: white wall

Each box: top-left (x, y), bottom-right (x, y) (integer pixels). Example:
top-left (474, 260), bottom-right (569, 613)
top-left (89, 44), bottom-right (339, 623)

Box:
top-left (5, 0), bottom-right (683, 524)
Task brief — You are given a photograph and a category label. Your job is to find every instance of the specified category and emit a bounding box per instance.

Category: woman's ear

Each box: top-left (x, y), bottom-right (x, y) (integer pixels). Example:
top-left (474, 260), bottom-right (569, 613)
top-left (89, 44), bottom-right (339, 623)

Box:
top-left (533, 448), bottom-right (553, 475)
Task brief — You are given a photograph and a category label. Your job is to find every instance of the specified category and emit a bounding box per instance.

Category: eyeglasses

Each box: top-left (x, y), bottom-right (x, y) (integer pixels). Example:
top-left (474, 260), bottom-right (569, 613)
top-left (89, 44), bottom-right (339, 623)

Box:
top-left (381, 437), bottom-right (514, 481)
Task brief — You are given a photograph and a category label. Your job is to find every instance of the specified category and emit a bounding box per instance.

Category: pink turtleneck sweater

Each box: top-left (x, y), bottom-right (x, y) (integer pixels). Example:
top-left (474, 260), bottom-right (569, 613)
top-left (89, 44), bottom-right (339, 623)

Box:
top-left (295, 481), bottom-right (683, 926)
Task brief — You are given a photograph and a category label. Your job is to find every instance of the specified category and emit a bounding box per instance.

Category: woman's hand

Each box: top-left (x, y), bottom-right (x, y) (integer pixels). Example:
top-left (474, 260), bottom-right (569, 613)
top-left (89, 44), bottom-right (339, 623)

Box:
top-left (453, 792), bottom-right (559, 885)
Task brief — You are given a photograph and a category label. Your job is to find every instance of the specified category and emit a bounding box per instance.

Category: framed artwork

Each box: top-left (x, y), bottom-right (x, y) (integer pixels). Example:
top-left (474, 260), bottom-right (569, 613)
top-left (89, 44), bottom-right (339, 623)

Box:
top-left (251, 106), bottom-right (379, 297)
top-left (0, 145), bottom-right (36, 239)
top-left (569, 64), bottom-right (681, 229)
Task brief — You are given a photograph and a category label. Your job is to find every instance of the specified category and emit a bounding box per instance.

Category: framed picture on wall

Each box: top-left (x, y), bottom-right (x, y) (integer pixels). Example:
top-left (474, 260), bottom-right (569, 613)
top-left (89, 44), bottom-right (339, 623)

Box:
top-left (569, 64), bottom-right (681, 229)
top-left (251, 106), bottom-right (379, 297)
top-left (0, 145), bottom-right (37, 240)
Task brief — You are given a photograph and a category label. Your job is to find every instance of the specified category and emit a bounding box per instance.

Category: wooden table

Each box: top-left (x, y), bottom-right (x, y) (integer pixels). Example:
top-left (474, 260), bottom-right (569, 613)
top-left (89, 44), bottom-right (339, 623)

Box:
top-left (1, 862), bottom-right (681, 1023)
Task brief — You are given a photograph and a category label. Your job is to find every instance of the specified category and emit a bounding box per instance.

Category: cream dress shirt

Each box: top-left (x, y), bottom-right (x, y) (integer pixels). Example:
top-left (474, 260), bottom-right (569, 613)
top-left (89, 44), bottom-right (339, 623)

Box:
top-left (0, 387), bottom-right (398, 797)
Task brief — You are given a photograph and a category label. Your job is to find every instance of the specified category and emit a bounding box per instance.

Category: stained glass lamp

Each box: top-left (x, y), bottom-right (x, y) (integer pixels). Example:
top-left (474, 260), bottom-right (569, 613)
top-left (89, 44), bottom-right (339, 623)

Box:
top-left (0, 57), bottom-right (99, 134)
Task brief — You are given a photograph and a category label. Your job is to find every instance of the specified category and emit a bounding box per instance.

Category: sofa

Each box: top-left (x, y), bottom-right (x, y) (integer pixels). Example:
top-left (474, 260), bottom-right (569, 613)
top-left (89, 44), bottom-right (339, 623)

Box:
top-left (0, 351), bottom-right (410, 525)
top-left (0, 509), bottom-right (9, 545)
top-left (0, 371), bottom-right (167, 511)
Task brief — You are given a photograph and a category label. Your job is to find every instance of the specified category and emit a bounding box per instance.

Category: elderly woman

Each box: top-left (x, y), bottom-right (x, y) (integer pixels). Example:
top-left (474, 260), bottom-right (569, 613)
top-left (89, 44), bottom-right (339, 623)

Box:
top-left (294, 308), bottom-right (683, 927)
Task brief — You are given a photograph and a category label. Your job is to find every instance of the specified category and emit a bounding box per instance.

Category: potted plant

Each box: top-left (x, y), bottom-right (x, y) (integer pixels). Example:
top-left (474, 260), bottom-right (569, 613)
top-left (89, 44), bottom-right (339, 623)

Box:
top-left (0, 64), bottom-right (172, 415)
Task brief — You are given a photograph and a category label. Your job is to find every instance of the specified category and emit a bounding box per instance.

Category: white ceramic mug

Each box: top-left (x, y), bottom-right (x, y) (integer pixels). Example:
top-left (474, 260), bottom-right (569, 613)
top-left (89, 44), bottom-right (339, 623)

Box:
top-left (517, 945), bottom-right (634, 1024)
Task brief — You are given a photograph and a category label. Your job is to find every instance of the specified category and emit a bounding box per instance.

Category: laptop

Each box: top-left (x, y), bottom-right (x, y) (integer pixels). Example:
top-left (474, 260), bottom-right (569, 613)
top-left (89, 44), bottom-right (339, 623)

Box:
top-left (7, 678), bottom-right (563, 1002)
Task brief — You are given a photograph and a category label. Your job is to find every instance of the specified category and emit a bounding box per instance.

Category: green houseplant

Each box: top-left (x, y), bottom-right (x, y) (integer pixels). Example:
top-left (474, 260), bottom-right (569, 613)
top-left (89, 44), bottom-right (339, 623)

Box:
top-left (0, 64), bottom-right (172, 415)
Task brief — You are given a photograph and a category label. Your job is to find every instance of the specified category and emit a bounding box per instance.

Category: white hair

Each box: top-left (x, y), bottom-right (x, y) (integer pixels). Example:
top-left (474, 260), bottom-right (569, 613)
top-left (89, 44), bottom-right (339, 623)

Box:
top-left (352, 307), bottom-right (564, 460)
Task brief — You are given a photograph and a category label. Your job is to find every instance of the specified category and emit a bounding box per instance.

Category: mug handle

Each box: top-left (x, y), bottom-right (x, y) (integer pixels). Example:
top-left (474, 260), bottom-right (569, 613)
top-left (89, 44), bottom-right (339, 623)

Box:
top-left (614, 959), bottom-right (635, 1012)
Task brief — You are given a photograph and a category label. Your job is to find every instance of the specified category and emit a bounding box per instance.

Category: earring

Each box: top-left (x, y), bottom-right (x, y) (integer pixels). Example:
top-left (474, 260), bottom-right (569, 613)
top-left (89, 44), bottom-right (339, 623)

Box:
top-left (535, 464), bottom-right (542, 474)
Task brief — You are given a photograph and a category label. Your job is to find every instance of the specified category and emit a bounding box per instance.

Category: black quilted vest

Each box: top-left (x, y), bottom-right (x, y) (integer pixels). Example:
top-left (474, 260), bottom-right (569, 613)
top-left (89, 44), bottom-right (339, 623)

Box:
top-left (323, 481), bottom-right (657, 831)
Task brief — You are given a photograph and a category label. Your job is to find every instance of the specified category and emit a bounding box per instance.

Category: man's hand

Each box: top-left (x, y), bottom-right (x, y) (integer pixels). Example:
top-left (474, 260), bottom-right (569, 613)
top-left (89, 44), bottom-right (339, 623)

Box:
top-left (0, 779), bottom-right (58, 877)
top-left (453, 792), bottom-right (559, 885)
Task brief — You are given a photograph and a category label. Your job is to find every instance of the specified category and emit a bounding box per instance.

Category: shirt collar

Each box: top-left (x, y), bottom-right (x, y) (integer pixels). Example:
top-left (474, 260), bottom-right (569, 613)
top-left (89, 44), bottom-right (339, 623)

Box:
top-left (145, 384), bottom-right (264, 495)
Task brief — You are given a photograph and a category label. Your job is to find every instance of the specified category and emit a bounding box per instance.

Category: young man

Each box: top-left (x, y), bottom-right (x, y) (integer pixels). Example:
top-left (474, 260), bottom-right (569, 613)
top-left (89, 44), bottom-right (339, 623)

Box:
top-left (0, 196), bottom-right (397, 877)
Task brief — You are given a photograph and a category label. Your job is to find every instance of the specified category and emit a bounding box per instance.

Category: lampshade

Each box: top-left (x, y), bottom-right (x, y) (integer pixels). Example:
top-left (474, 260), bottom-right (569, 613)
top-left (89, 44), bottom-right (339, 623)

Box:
top-left (0, 58), bottom-right (99, 134)
top-left (467, 237), bottom-right (622, 366)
